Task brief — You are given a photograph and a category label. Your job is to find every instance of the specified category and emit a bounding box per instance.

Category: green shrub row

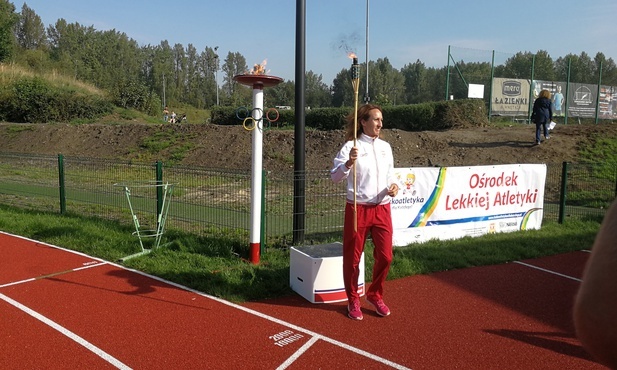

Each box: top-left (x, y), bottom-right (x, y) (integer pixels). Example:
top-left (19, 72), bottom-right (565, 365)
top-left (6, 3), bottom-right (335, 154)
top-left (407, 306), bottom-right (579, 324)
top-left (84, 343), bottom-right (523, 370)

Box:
top-left (210, 99), bottom-right (488, 131)
top-left (0, 76), bottom-right (114, 123)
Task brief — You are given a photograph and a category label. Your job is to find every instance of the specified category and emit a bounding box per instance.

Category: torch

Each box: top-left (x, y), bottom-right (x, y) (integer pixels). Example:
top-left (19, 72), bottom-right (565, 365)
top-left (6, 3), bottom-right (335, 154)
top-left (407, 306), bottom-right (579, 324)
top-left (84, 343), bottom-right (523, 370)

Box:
top-left (350, 54), bottom-right (360, 232)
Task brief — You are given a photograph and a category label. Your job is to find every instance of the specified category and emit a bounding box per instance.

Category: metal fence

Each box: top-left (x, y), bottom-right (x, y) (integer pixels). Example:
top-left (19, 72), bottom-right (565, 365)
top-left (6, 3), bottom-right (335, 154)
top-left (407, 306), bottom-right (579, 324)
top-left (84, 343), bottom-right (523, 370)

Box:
top-left (446, 45), bottom-right (617, 124)
top-left (0, 153), bottom-right (614, 247)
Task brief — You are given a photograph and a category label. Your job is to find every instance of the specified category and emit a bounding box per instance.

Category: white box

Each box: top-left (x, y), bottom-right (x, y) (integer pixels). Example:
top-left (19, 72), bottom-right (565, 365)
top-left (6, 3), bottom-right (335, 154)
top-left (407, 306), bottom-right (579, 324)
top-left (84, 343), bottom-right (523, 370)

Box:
top-left (289, 242), bottom-right (365, 304)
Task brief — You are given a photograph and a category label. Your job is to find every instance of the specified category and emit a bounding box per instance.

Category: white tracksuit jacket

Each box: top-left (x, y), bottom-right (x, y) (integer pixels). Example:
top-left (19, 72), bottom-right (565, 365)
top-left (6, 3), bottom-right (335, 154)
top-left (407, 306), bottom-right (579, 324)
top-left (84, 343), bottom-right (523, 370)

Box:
top-left (331, 133), bottom-right (396, 205)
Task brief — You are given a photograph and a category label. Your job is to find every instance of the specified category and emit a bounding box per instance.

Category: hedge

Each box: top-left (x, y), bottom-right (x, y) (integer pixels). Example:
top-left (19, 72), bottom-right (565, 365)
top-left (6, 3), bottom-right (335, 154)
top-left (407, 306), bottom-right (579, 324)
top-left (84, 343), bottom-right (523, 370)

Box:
top-left (210, 99), bottom-right (488, 132)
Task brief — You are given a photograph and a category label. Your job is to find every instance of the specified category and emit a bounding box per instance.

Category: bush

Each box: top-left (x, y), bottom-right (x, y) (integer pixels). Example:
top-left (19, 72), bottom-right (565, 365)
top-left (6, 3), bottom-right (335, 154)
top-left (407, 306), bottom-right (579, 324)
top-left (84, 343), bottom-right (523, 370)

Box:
top-left (0, 76), bottom-right (113, 123)
top-left (210, 106), bottom-right (237, 125)
top-left (210, 100), bottom-right (488, 132)
top-left (6, 77), bottom-right (51, 123)
top-left (306, 107), bottom-right (348, 130)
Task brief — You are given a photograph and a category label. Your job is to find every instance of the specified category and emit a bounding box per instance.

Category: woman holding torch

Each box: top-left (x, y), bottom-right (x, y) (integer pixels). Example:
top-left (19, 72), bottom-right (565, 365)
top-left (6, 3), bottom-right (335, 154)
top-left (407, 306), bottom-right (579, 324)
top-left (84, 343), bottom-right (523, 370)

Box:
top-left (331, 103), bottom-right (399, 320)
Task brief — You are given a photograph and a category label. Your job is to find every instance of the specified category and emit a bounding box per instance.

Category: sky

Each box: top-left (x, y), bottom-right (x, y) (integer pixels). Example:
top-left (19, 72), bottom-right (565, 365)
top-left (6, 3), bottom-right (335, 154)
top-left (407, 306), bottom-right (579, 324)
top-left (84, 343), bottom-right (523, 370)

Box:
top-left (13, 0), bottom-right (617, 84)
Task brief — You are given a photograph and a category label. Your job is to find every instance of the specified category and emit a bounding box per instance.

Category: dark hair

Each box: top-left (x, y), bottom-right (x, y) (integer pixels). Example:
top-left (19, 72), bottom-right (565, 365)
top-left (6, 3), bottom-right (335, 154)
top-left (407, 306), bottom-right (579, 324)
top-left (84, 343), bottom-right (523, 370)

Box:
top-left (344, 104), bottom-right (383, 141)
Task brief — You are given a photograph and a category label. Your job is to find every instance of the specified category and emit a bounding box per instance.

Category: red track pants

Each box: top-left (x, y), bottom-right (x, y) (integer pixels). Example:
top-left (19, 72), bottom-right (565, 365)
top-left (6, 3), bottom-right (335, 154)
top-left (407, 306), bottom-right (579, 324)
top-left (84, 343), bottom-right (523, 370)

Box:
top-left (343, 202), bottom-right (393, 303)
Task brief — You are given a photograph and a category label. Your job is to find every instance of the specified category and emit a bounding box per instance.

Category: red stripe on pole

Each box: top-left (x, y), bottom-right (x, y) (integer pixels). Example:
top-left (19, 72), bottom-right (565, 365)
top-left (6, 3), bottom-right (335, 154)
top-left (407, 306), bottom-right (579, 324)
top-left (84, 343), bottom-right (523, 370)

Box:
top-left (249, 242), bottom-right (260, 264)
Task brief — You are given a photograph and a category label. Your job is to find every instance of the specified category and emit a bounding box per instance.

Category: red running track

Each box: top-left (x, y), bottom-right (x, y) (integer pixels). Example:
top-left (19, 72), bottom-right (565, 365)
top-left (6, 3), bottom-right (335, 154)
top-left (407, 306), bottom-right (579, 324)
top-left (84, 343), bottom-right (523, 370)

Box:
top-left (0, 231), bottom-right (607, 369)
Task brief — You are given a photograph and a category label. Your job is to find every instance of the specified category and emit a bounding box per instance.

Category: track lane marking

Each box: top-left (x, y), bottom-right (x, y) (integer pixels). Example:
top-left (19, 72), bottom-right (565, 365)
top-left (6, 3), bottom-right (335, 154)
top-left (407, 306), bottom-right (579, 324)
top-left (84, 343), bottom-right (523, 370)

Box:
top-left (119, 264), bottom-right (412, 370)
top-left (513, 261), bottom-right (582, 282)
top-left (0, 292), bottom-right (131, 369)
top-left (2, 231), bottom-right (410, 369)
top-left (0, 262), bottom-right (107, 288)
top-left (276, 336), bottom-right (319, 370)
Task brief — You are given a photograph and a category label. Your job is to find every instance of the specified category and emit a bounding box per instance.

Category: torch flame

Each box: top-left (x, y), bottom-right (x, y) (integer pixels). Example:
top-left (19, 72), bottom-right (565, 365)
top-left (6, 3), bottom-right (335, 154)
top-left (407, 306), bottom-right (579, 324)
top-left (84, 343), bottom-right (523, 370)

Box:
top-left (347, 52), bottom-right (357, 60)
top-left (247, 59), bottom-right (269, 75)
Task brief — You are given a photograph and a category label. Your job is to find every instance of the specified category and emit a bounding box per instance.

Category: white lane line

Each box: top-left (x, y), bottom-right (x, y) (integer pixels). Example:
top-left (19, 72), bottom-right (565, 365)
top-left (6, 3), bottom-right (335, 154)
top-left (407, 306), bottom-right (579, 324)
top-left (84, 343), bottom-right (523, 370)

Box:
top-left (122, 265), bottom-right (412, 370)
top-left (0, 262), bottom-right (107, 289)
top-left (276, 336), bottom-right (319, 370)
top-left (1, 231), bottom-right (410, 369)
top-left (513, 261), bottom-right (582, 282)
top-left (0, 292), bottom-right (132, 369)
top-left (0, 231), bottom-right (108, 262)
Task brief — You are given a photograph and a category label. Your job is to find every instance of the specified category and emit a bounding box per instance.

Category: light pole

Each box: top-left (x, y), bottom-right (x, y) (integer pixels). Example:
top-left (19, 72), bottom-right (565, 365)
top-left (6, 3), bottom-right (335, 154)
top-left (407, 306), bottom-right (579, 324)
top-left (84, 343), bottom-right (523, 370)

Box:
top-left (364, 0), bottom-right (370, 104)
top-left (214, 46), bottom-right (219, 106)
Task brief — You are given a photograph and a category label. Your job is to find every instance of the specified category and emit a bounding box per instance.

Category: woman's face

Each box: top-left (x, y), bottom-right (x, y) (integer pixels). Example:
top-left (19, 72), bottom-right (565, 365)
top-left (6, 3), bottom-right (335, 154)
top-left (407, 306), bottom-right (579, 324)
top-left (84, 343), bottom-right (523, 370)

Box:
top-left (361, 109), bottom-right (383, 138)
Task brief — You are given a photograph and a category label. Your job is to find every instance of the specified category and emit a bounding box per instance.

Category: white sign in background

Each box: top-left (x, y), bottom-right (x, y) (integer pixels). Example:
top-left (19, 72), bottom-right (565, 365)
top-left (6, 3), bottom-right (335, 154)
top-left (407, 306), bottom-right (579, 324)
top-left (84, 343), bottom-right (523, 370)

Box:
top-left (468, 83), bottom-right (484, 99)
top-left (390, 164), bottom-right (547, 246)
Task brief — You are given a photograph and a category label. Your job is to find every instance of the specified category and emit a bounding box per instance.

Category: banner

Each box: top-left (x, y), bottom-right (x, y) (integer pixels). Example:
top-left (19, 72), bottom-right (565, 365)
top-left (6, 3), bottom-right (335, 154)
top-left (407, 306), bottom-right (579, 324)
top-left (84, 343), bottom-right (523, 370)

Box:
top-left (491, 78), bottom-right (530, 116)
top-left (567, 82), bottom-right (597, 118)
top-left (491, 77), bottom-right (617, 120)
top-left (599, 85), bottom-right (617, 119)
top-left (531, 80), bottom-right (567, 117)
top-left (391, 164), bottom-right (547, 246)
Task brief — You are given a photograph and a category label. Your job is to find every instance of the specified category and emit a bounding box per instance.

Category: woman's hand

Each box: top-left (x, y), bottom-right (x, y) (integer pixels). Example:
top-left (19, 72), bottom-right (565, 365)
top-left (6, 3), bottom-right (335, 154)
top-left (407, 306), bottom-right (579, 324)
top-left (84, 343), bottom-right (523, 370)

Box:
top-left (345, 147), bottom-right (358, 169)
top-left (387, 183), bottom-right (399, 197)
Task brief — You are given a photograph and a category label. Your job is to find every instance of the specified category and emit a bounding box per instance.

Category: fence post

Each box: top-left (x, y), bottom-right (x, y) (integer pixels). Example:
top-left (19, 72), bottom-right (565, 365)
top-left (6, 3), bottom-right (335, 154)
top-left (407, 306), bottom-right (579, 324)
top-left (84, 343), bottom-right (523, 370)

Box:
top-left (445, 45), bottom-right (451, 101)
top-left (564, 58), bottom-right (571, 125)
top-left (558, 161), bottom-right (569, 224)
top-left (595, 60), bottom-right (603, 125)
top-left (488, 50), bottom-right (495, 122)
top-left (155, 161), bottom-right (163, 229)
top-left (58, 154), bottom-right (66, 214)
top-left (528, 54), bottom-right (535, 122)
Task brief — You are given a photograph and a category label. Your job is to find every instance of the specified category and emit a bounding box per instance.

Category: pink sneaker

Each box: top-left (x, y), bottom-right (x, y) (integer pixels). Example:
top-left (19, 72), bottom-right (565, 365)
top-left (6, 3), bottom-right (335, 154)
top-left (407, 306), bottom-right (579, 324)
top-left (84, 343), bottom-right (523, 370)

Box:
top-left (347, 298), bottom-right (363, 320)
top-left (367, 296), bottom-right (391, 317)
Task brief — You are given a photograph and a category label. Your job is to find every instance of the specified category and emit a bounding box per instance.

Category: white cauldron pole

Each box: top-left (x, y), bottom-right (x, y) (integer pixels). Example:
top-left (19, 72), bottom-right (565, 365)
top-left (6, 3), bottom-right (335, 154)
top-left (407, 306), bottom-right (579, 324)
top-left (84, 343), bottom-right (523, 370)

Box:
top-left (250, 83), bottom-right (264, 264)
top-left (233, 74), bottom-right (283, 264)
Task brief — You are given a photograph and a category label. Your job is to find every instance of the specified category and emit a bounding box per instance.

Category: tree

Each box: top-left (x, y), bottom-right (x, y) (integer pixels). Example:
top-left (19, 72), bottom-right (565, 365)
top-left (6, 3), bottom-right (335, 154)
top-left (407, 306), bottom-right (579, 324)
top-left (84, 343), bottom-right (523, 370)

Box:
top-left (501, 52), bottom-right (534, 79)
top-left (269, 80), bottom-right (294, 107)
top-left (9, 1), bottom-right (617, 112)
top-left (197, 46), bottom-right (219, 108)
top-left (533, 50), bottom-right (556, 81)
top-left (369, 57), bottom-right (404, 106)
top-left (14, 3), bottom-right (49, 72)
top-left (221, 51), bottom-right (249, 106)
top-left (594, 52), bottom-right (617, 86)
top-left (185, 43), bottom-right (201, 108)
top-left (305, 71), bottom-right (331, 108)
top-left (172, 43), bottom-right (186, 102)
top-left (0, 0), bottom-right (18, 62)
top-left (425, 67), bottom-right (447, 102)
top-left (16, 3), bottom-right (46, 50)
top-left (330, 67), bottom-right (355, 107)
top-left (149, 40), bottom-right (174, 108)
top-left (46, 19), bottom-right (94, 79)
top-left (578, 52), bottom-right (596, 83)
top-left (401, 60), bottom-right (433, 104)
top-left (555, 52), bottom-right (596, 84)
top-left (268, 71), bottom-right (331, 108)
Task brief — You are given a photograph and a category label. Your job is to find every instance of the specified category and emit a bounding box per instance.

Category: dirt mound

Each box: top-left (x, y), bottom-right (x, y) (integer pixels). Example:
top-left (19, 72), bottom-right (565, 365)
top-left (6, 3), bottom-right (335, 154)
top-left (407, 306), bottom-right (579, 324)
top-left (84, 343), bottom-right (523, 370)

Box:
top-left (0, 121), bottom-right (614, 172)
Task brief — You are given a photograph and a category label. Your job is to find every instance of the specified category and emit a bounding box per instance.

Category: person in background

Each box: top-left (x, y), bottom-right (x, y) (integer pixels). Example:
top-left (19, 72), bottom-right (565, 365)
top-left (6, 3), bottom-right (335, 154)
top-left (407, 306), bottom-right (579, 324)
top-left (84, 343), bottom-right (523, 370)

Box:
top-left (573, 199), bottom-right (617, 369)
top-left (531, 89), bottom-right (552, 145)
top-left (330, 104), bottom-right (399, 321)
top-left (163, 106), bottom-right (169, 122)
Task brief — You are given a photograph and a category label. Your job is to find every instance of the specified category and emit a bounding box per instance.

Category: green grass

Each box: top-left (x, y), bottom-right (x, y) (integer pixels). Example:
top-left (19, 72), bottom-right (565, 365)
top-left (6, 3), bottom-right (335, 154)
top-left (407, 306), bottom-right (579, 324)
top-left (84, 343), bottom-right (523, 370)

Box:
top-left (0, 203), bottom-right (600, 303)
top-left (580, 135), bottom-right (617, 179)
